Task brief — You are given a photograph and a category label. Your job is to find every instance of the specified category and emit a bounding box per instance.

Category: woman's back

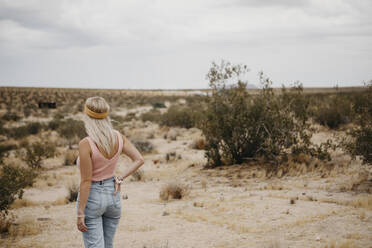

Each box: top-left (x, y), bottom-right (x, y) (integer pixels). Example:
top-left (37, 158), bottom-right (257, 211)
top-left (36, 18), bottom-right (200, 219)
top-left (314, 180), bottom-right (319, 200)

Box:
top-left (77, 129), bottom-right (123, 181)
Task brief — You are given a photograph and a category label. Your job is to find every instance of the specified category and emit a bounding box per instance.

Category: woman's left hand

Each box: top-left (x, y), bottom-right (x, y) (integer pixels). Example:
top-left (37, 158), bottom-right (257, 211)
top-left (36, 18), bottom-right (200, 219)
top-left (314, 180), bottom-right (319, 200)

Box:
top-left (114, 176), bottom-right (123, 195)
top-left (77, 216), bottom-right (88, 232)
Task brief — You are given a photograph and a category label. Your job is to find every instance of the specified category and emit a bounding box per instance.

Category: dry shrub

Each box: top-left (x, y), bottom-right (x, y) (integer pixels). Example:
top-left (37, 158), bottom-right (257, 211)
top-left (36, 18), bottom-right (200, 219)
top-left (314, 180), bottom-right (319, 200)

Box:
top-left (10, 199), bottom-right (39, 209)
top-left (190, 138), bottom-right (205, 150)
top-left (348, 195), bottom-right (372, 210)
top-left (159, 181), bottom-right (190, 201)
top-left (64, 149), bottom-right (78, 166)
top-left (323, 240), bottom-right (356, 248)
top-left (67, 180), bottom-right (79, 202)
top-left (0, 212), bottom-right (15, 234)
top-left (52, 197), bottom-right (68, 206)
top-left (131, 168), bottom-right (145, 181)
top-left (8, 216), bottom-right (43, 237)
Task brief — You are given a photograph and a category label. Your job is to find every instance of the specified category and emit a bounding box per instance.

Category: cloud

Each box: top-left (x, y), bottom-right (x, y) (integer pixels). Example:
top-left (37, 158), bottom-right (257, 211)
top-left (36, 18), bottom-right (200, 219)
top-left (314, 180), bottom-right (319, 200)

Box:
top-left (0, 0), bottom-right (371, 88)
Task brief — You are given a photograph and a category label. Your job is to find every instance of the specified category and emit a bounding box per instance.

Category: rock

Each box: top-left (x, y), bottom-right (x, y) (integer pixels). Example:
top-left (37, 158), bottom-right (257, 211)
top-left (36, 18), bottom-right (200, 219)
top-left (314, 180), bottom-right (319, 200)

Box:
top-left (162, 211), bottom-right (170, 216)
top-left (37, 217), bottom-right (51, 221)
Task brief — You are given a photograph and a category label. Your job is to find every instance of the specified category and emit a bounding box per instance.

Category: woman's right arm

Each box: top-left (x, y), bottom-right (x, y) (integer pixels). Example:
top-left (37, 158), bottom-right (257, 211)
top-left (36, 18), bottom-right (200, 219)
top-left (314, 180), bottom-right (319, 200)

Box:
top-left (120, 134), bottom-right (145, 180)
top-left (77, 139), bottom-right (92, 218)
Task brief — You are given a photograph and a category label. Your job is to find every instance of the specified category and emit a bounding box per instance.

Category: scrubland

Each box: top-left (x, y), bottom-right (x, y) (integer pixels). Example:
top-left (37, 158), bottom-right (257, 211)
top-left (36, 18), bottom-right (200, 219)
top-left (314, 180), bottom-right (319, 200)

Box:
top-left (0, 66), bottom-right (371, 247)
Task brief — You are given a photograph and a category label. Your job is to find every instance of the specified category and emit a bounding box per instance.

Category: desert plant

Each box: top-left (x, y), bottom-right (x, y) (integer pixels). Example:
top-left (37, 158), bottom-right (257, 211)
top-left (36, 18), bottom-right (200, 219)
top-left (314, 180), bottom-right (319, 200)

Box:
top-left (151, 101), bottom-right (166, 109)
top-left (0, 144), bottom-right (17, 164)
top-left (141, 109), bottom-right (162, 123)
top-left (57, 118), bottom-right (86, 149)
top-left (159, 181), bottom-right (190, 201)
top-left (0, 212), bottom-right (15, 234)
top-left (8, 122), bottom-right (43, 139)
top-left (131, 168), bottom-right (145, 181)
top-left (64, 149), bottom-right (78, 166)
top-left (313, 93), bottom-right (353, 129)
top-left (2, 112), bottom-right (21, 122)
top-left (131, 139), bottom-right (154, 154)
top-left (161, 105), bottom-right (199, 128)
top-left (21, 141), bottom-right (56, 169)
top-left (200, 61), bottom-right (333, 167)
top-left (341, 81), bottom-right (372, 164)
top-left (0, 164), bottom-right (37, 214)
top-left (67, 181), bottom-right (79, 202)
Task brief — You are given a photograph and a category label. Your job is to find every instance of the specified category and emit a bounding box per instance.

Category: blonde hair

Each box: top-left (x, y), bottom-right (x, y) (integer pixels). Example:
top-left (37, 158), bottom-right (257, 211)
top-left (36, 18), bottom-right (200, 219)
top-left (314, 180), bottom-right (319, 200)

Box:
top-left (82, 96), bottom-right (117, 156)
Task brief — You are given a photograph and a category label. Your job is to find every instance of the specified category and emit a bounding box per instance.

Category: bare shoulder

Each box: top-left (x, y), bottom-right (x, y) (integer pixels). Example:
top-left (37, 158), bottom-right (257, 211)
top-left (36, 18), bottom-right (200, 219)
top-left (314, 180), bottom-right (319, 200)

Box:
top-left (79, 138), bottom-right (91, 152)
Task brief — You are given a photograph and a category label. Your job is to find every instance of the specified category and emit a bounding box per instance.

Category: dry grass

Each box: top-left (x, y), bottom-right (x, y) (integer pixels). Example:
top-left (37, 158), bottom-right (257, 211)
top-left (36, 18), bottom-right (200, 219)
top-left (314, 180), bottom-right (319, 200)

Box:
top-left (64, 149), bottom-right (78, 166)
top-left (8, 216), bottom-right (43, 238)
top-left (10, 199), bottom-right (40, 209)
top-left (131, 168), bottom-right (145, 181)
top-left (0, 212), bottom-right (15, 234)
top-left (322, 240), bottom-right (357, 248)
top-left (159, 181), bottom-right (190, 201)
top-left (67, 180), bottom-right (80, 202)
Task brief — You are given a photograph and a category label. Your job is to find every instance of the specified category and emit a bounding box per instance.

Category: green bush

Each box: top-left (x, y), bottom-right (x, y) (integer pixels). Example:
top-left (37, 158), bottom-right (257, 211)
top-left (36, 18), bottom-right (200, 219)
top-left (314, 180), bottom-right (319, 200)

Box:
top-left (0, 144), bottom-right (17, 164)
top-left (151, 102), bottom-right (166, 109)
top-left (161, 105), bottom-right (200, 128)
top-left (140, 109), bottom-right (162, 123)
top-left (56, 118), bottom-right (86, 148)
top-left (200, 61), bottom-right (332, 167)
top-left (313, 93), bottom-right (353, 129)
top-left (2, 112), bottom-right (21, 122)
top-left (0, 164), bottom-right (37, 214)
top-left (8, 122), bottom-right (43, 139)
top-left (342, 81), bottom-right (372, 164)
top-left (21, 141), bottom-right (57, 169)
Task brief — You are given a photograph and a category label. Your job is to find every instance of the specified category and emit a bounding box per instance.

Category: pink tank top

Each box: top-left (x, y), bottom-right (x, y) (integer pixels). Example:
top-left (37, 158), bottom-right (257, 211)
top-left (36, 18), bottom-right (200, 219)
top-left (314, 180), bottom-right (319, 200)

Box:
top-left (76, 129), bottom-right (123, 181)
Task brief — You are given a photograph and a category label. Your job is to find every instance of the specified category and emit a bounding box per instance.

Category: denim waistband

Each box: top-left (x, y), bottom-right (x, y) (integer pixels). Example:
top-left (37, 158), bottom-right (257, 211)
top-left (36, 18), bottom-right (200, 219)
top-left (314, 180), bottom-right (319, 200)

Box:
top-left (91, 176), bottom-right (115, 185)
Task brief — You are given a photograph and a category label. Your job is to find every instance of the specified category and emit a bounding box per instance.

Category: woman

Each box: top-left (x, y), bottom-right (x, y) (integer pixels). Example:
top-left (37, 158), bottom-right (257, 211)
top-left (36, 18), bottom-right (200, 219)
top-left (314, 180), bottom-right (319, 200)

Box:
top-left (76, 96), bottom-right (144, 248)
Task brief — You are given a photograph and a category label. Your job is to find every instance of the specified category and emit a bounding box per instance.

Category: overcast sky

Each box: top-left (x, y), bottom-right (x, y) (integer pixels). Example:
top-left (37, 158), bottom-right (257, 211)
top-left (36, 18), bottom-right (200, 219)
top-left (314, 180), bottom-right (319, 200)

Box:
top-left (0, 0), bottom-right (371, 89)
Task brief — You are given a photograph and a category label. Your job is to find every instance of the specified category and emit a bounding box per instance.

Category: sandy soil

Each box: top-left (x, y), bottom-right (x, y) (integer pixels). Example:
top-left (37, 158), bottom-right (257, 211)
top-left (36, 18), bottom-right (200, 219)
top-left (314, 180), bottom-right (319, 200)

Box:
top-left (3, 125), bottom-right (372, 248)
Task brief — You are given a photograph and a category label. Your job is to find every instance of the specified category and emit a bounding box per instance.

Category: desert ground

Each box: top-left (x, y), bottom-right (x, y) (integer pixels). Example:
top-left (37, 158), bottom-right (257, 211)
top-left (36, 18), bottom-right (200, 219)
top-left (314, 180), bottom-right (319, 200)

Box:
top-left (1, 88), bottom-right (372, 248)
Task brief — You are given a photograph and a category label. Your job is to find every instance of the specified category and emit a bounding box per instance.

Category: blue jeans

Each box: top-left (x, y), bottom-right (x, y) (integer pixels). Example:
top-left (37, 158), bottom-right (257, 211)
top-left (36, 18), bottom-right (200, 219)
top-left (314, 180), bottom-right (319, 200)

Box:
top-left (76, 177), bottom-right (122, 248)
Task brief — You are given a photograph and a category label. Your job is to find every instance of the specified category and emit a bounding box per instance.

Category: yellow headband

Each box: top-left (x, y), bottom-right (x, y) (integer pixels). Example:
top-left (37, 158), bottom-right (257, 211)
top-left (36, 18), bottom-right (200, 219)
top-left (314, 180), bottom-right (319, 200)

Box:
top-left (84, 105), bottom-right (108, 119)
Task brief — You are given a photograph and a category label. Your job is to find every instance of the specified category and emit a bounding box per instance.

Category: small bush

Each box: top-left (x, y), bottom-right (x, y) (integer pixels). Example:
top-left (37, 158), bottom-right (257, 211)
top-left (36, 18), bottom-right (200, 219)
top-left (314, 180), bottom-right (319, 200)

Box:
top-left (342, 81), bottom-right (372, 164)
top-left (159, 181), bottom-right (190, 201)
top-left (21, 141), bottom-right (56, 169)
top-left (8, 122), bottom-right (43, 139)
top-left (161, 105), bottom-right (198, 128)
top-left (0, 144), bottom-right (17, 164)
top-left (151, 102), bottom-right (166, 108)
top-left (2, 112), bottom-right (21, 121)
top-left (0, 212), bottom-right (15, 234)
top-left (140, 109), bottom-right (162, 123)
top-left (67, 181), bottom-right (79, 202)
top-left (131, 168), bottom-right (145, 181)
top-left (56, 118), bottom-right (86, 148)
top-left (64, 149), bottom-right (78, 166)
top-left (313, 94), bottom-right (353, 129)
top-left (131, 139), bottom-right (154, 154)
top-left (0, 165), bottom-right (37, 214)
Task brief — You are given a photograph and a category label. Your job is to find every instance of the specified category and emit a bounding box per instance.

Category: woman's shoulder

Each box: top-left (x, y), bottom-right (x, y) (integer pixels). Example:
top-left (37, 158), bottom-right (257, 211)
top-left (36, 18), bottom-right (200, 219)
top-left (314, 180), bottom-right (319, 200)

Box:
top-left (78, 137), bottom-right (91, 150)
top-left (113, 129), bottom-right (126, 146)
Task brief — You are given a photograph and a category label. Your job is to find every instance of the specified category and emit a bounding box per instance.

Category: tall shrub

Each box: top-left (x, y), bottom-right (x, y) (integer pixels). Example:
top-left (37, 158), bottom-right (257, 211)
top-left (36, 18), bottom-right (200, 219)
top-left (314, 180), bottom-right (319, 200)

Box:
top-left (342, 81), bottom-right (372, 164)
top-left (200, 61), bottom-right (331, 167)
